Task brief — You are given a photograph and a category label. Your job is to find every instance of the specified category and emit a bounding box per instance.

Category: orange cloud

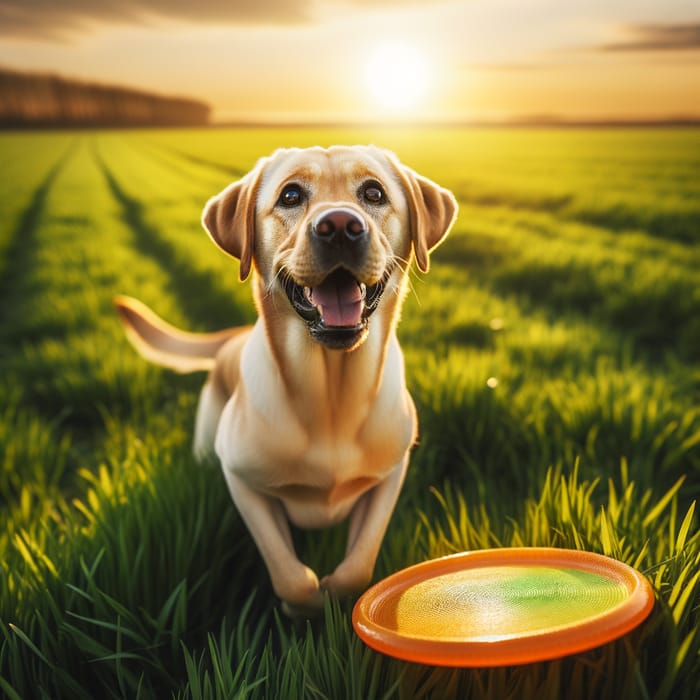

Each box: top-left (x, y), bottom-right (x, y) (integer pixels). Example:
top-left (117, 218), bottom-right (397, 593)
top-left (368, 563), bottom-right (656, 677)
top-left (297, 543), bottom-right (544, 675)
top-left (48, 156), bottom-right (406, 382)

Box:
top-left (599, 22), bottom-right (700, 52)
top-left (0, 0), bottom-right (310, 40)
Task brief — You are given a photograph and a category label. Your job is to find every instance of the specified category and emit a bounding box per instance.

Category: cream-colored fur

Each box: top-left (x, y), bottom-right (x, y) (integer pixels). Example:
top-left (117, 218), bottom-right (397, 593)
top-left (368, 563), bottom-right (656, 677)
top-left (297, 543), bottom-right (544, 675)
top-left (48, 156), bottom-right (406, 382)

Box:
top-left (115, 145), bottom-right (457, 615)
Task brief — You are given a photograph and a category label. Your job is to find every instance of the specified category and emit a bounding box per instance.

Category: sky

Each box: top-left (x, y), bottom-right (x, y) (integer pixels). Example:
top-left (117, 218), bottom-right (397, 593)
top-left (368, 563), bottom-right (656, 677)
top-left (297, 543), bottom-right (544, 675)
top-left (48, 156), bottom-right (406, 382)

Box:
top-left (0, 0), bottom-right (698, 123)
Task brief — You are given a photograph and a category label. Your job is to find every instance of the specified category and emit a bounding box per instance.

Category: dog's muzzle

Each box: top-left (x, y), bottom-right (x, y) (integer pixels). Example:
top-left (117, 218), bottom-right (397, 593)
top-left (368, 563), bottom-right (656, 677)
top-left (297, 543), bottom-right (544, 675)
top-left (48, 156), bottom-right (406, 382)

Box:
top-left (281, 207), bottom-right (390, 350)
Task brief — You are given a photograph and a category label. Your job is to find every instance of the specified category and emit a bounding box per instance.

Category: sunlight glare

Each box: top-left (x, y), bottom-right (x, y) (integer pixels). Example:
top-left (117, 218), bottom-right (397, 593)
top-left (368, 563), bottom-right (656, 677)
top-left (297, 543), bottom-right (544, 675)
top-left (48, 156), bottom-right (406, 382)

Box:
top-left (364, 42), bottom-right (431, 114)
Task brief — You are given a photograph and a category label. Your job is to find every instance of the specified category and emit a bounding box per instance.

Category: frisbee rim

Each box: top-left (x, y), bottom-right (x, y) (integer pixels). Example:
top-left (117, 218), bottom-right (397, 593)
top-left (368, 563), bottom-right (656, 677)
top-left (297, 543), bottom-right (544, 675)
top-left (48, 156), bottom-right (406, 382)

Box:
top-left (352, 547), bottom-right (655, 667)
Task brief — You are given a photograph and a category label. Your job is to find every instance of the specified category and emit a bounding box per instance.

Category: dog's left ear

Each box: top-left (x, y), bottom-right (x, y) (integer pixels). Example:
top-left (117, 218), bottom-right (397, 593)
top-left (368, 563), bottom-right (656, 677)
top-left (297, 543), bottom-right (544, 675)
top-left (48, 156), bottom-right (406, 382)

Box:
top-left (201, 161), bottom-right (265, 281)
top-left (391, 159), bottom-right (458, 273)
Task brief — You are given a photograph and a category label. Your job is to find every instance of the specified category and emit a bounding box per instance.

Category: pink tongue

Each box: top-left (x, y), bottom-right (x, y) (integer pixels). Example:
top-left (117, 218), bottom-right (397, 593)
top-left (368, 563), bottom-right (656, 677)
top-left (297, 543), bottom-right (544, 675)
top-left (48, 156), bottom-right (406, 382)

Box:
top-left (311, 273), bottom-right (363, 327)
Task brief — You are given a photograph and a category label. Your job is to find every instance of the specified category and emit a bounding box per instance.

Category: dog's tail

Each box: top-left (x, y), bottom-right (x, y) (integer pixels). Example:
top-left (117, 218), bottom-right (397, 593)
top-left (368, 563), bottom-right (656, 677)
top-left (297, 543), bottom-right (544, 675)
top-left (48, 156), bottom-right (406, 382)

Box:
top-left (114, 295), bottom-right (243, 373)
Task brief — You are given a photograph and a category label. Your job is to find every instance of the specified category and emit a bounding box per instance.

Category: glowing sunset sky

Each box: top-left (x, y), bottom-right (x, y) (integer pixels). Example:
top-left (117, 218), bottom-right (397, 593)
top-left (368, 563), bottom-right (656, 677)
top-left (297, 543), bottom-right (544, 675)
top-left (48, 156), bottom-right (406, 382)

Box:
top-left (0, 0), bottom-right (698, 123)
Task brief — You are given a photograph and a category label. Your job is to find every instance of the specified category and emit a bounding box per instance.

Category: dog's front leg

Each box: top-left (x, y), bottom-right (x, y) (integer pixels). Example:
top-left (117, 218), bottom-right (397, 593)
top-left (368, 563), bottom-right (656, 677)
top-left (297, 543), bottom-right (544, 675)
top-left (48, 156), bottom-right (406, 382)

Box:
top-left (221, 468), bottom-right (325, 611)
top-left (321, 455), bottom-right (409, 597)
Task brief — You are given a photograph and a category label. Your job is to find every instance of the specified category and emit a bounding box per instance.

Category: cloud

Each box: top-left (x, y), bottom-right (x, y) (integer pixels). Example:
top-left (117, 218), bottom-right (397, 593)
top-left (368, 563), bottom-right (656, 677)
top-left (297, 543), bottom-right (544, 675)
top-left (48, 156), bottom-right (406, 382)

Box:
top-left (0, 0), bottom-right (440, 40)
top-left (600, 22), bottom-right (700, 52)
top-left (0, 0), bottom-right (312, 40)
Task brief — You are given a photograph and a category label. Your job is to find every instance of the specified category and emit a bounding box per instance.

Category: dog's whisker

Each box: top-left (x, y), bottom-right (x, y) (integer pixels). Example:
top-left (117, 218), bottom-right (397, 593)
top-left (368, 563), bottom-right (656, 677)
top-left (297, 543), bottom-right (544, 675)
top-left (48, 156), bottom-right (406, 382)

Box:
top-left (266, 267), bottom-right (292, 314)
top-left (388, 254), bottom-right (423, 304)
top-left (269, 266), bottom-right (286, 295)
top-left (383, 254), bottom-right (416, 301)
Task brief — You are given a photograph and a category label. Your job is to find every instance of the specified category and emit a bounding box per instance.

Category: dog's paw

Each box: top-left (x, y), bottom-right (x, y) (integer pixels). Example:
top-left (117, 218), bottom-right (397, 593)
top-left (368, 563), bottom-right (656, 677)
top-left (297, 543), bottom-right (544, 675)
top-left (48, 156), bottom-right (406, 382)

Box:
top-left (278, 568), bottom-right (325, 619)
top-left (272, 562), bottom-right (324, 612)
top-left (320, 561), bottom-right (373, 598)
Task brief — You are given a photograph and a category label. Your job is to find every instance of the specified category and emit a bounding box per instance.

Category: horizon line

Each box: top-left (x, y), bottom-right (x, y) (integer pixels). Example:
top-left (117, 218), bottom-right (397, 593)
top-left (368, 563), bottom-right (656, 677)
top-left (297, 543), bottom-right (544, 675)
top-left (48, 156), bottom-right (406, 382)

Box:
top-left (4, 115), bottom-right (700, 132)
top-left (210, 115), bottom-right (700, 129)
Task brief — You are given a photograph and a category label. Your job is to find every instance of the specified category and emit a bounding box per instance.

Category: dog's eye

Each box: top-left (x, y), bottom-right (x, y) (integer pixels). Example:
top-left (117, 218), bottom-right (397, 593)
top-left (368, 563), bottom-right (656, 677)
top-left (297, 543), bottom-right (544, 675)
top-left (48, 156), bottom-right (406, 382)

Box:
top-left (278, 184), bottom-right (304, 208)
top-left (360, 181), bottom-right (386, 205)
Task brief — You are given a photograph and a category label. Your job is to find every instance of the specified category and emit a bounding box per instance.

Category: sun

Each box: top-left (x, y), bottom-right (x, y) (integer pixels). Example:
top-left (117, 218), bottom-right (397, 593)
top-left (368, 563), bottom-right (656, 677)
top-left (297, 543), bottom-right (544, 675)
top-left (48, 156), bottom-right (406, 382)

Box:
top-left (364, 42), bottom-right (431, 114)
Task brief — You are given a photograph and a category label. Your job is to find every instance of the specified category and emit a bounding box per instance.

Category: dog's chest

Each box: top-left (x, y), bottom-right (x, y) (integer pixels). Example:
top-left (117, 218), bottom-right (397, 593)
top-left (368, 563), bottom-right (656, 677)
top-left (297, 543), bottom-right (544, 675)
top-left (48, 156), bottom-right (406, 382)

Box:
top-left (222, 391), bottom-right (408, 482)
top-left (254, 432), bottom-right (404, 528)
top-left (217, 385), bottom-right (414, 527)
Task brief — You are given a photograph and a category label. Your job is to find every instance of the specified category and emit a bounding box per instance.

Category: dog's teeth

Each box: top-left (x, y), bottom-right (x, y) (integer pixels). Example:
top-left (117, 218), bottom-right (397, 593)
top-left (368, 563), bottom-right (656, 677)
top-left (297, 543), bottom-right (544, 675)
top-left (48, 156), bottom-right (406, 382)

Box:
top-left (359, 283), bottom-right (367, 300)
top-left (304, 287), bottom-right (313, 302)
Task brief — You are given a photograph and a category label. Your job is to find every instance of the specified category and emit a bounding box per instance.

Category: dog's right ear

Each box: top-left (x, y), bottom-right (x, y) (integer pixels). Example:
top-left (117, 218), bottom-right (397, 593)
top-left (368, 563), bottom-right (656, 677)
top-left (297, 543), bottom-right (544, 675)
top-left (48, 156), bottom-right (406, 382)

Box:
top-left (201, 162), bottom-right (265, 281)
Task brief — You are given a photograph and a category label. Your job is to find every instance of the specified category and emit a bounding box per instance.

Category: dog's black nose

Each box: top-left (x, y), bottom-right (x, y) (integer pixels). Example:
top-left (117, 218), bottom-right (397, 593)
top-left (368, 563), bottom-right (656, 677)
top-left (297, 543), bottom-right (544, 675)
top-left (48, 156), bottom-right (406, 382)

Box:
top-left (312, 208), bottom-right (368, 242)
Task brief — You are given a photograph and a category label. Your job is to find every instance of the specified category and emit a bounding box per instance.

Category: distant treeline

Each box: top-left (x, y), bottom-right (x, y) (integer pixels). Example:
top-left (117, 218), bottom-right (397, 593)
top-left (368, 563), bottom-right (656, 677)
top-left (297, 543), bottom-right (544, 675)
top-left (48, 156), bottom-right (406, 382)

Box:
top-left (0, 68), bottom-right (210, 128)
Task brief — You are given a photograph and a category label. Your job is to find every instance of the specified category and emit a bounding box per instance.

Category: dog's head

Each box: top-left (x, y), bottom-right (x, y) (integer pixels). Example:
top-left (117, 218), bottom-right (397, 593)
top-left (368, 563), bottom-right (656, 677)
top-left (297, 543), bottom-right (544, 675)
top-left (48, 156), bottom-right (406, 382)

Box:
top-left (202, 145), bottom-right (457, 351)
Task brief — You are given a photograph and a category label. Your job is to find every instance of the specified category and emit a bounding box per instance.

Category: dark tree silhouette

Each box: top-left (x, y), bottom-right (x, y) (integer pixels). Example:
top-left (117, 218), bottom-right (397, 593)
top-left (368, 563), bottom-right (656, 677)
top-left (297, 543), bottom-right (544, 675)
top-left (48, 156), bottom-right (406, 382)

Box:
top-left (0, 68), bottom-right (210, 127)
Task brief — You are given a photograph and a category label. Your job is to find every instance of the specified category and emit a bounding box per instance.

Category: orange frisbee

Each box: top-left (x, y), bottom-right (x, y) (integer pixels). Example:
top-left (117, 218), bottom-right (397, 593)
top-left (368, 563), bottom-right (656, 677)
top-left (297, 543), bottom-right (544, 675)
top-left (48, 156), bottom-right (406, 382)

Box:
top-left (352, 548), bottom-right (654, 667)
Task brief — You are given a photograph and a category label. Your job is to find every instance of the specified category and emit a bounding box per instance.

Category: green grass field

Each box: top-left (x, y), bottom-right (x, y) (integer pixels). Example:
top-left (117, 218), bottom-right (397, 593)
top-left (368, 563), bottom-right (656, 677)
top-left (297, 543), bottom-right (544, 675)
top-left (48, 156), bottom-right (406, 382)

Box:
top-left (1, 126), bottom-right (699, 699)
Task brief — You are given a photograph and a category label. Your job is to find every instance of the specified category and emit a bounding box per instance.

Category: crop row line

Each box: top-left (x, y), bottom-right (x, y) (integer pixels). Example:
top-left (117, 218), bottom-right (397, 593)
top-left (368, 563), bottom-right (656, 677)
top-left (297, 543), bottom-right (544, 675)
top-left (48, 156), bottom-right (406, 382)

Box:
top-left (93, 145), bottom-right (250, 329)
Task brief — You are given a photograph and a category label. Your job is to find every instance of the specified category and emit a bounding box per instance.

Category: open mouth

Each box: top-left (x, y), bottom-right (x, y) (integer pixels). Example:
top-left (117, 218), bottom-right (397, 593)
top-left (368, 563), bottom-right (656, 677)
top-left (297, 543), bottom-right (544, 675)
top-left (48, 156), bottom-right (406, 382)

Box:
top-left (282, 267), bottom-right (390, 350)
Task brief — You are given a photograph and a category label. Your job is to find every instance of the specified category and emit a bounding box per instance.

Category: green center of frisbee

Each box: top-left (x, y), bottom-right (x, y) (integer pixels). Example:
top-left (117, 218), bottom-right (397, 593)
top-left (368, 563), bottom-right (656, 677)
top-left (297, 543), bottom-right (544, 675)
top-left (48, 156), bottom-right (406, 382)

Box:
top-left (392, 565), bottom-right (628, 641)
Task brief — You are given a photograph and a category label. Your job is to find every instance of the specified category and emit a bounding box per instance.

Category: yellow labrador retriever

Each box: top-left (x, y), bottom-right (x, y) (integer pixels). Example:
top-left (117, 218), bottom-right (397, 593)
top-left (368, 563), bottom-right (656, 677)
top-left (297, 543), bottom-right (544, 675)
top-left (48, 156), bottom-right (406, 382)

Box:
top-left (115, 145), bottom-right (456, 614)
